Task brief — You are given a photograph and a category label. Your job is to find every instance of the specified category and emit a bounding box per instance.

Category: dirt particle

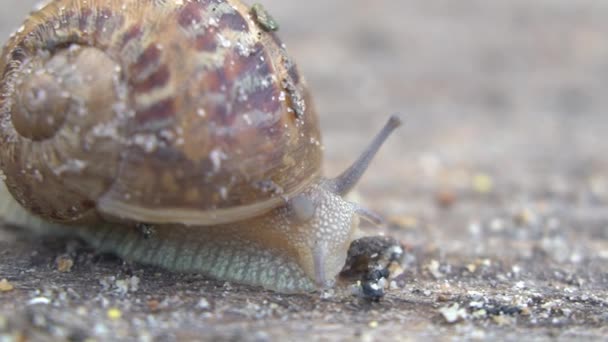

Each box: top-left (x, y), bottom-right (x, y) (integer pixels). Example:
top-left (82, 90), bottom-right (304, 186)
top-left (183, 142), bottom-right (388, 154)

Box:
top-left (435, 189), bottom-right (457, 208)
top-left (147, 299), bottom-right (160, 312)
top-left (437, 293), bottom-right (452, 302)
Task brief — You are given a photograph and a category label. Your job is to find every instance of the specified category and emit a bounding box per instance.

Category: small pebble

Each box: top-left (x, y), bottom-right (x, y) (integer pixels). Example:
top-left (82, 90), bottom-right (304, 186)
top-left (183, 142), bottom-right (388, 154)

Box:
top-left (513, 208), bottom-right (536, 225)
top-left (320, 289), bottom-right (335, 300)
top-left (489, 218), bottom-right (505, 232)
top-left (472, 173), bottom-right (493, 193)
top-left (427, 260), bottom-right (443, 279)
top-left (472, 309), bottom-right (487, 319)
top-left (56, 256), bottom-right (74, 273)
top-left (439, 303), bottom-right (467, 323)
top-left (115, 280), bottom-right (129, 294)
top-left (94, 323), bottom-right (108, 335)
top-left (469, 301), bottom-right (484, 309)
top-left (0, 279), bottom-right (14, 292)
top-left (197, 298), bottom-right (210, 310)
top-left (107, 308), bottom-right (122, 320)
top-left (128, 276), bottom-right (140, 292)
top-left (76, 306), bottom-right (88, 316)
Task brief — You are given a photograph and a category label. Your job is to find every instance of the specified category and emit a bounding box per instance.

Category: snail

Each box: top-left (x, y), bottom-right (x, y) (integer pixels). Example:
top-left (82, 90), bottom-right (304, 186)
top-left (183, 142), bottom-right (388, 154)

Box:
top-left (0, 0), bottom-right (400, 293)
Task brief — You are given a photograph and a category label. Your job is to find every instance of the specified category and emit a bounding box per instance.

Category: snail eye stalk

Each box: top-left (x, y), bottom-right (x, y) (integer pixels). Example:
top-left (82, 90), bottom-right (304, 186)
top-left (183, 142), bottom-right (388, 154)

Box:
top-left (329, 115), bottom-right (402, 196)
top-left (355, 206), bottom-right (385, 226)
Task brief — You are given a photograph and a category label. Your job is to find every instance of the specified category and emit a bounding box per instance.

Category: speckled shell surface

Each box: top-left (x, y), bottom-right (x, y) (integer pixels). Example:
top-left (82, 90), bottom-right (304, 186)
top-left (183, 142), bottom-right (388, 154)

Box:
top-left (0, 0), bottom-right (322, 225)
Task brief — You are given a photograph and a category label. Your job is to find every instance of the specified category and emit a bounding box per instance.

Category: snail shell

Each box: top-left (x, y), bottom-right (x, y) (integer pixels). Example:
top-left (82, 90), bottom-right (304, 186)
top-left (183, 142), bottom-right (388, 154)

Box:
top-left (0, 0), bottom-right (400, 293)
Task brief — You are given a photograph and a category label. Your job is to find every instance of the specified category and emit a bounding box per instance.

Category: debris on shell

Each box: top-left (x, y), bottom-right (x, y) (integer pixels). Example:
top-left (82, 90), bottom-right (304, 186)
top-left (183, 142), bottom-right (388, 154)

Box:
top-left (250, 3), bottom-right (280, 32)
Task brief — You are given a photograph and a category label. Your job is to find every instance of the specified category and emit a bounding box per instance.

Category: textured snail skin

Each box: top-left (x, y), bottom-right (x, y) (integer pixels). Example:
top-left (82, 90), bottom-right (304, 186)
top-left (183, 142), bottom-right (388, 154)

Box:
top-left (0, 0), bottom-right (394, 293)
top-left (0, 181), bottom-right (355, 292)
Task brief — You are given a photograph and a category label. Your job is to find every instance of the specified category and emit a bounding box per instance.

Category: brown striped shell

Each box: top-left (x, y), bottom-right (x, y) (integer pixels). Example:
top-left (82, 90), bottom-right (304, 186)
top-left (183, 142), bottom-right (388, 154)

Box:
top-left (0, 0), bottom-right (322, 225)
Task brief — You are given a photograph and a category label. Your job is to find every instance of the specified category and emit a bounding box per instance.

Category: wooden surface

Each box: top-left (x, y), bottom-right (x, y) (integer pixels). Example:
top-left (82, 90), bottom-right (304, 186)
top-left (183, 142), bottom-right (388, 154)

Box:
top-left (1, 0), bottom-right (607, 340)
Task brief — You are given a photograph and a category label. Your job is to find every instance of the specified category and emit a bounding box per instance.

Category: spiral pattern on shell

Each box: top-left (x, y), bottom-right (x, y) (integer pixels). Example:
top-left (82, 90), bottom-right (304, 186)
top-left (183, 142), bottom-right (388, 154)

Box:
top-left (0, 0), bottom-right (322, 225)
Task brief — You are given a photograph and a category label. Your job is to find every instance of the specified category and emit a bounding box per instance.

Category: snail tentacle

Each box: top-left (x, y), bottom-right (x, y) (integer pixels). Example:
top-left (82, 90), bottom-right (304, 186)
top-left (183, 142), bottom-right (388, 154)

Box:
top-left (329, 114), bottom-right (402, 196)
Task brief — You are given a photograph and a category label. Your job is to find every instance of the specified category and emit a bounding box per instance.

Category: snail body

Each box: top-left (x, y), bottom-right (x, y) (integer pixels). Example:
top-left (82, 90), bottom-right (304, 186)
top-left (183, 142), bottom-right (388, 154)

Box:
top-left (0, 0), bottom-right (400, 293)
